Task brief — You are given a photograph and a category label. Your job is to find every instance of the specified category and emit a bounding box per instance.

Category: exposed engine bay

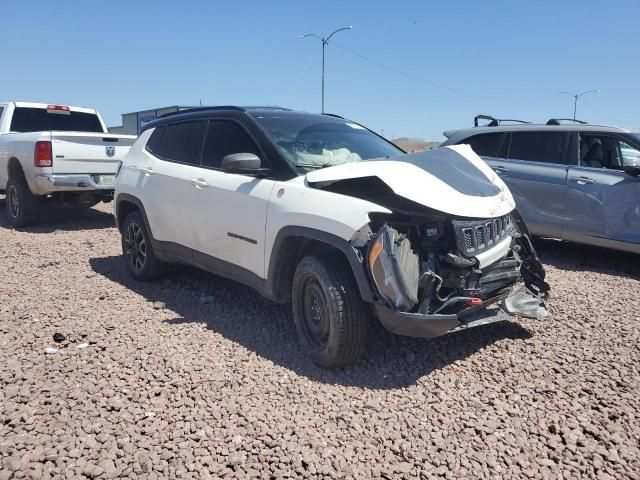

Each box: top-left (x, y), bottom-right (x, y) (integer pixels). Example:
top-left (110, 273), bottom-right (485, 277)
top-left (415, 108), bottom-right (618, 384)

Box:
top-left (361, 209), bottom-right (549, 322)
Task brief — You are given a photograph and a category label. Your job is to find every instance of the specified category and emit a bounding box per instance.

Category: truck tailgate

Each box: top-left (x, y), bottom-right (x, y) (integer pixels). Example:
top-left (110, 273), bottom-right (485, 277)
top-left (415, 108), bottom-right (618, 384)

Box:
top-left (50, 132), bottom-right (137, 175)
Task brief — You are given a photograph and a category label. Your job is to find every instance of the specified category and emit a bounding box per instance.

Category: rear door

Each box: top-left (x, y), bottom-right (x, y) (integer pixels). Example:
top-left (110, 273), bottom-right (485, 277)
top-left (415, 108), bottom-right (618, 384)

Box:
top-left (500, 131), bottom-right (572, 237)
top-left (565, 133), bottom-right (640, 246)
top-left (137, 121), bottom-right (205, 252)
top-left (464, 131), bottom-right (510, 173)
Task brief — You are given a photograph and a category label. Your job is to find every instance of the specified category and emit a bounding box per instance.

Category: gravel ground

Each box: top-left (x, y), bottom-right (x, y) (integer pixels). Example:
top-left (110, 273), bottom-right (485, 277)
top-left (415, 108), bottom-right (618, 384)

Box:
top-left (0, 201), bottom-right (639, 479)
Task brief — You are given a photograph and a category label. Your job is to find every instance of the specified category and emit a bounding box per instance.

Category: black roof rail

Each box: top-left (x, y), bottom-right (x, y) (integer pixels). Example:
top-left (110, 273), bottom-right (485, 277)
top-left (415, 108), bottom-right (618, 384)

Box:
top-left (474, 114), bottom-right (530, 127)
top-left (322, 113), bottom-right (344, 119)
top-left (546, 118), bottom-right (588, 125)
top-left (158, 106), bottom-right (245, 119)
top-left (243, 106), bottom-right (292, 111)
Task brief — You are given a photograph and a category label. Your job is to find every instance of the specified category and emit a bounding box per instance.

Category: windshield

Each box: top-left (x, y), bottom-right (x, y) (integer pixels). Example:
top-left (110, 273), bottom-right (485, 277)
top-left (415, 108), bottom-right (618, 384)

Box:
top-left (251, 112), bottom-right (403, 170)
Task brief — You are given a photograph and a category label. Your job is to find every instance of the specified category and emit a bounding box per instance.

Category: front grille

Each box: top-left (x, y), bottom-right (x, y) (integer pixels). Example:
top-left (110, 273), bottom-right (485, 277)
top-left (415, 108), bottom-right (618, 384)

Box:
top-left (452, 214), bottom-right (513, 257)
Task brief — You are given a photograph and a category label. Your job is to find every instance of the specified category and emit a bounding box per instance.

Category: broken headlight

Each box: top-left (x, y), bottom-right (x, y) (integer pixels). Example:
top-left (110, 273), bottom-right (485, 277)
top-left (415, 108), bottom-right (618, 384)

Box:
top-left (368, 226), bottom-right (420, 311)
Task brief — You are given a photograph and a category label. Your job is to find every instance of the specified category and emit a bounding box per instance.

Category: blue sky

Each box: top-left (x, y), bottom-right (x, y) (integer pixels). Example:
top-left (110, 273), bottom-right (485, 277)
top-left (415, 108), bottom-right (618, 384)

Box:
top-left (1, 1), bottom-right (637, 139)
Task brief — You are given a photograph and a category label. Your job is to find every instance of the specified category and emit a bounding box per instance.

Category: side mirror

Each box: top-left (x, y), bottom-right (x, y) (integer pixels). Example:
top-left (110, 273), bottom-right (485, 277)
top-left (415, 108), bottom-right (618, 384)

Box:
top-left (623, 164), bottom-right (640, 177)
top-left (221, 153), bottom-right (270, 176)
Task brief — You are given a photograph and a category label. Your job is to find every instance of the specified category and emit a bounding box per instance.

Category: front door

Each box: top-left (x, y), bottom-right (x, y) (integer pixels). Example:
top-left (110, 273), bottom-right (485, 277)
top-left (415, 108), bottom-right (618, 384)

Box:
top-left (565, 133), bottom-right (640, 246)
top-left (190, 119), bottom-right (276, 279)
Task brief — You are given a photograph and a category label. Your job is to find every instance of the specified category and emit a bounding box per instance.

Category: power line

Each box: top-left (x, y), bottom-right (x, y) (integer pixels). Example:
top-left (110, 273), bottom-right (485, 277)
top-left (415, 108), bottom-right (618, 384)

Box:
top-left (330, 40), bottom-right (544, 103)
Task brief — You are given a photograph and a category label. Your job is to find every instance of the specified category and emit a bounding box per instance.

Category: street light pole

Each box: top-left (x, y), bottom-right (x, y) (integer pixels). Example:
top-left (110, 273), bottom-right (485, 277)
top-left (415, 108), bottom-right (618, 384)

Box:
top-left (300, 26), bottom-right (352, 113)
top-left (559, 90), bottom-right (599, 122)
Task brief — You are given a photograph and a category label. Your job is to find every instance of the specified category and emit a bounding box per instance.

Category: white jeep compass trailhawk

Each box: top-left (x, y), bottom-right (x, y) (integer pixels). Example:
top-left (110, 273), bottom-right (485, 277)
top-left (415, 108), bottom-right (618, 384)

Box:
top-left (114, 106), bottom-right (550, 368)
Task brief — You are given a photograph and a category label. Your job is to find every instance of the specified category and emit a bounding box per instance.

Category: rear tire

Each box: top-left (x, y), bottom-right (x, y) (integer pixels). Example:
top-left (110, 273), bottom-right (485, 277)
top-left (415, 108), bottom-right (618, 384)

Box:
top-left (121, 211), bottom-right (166, 281)
top-left (292, 254), bottom-right (370, 368)
top-left (5, 174), bottom-right (40, 228)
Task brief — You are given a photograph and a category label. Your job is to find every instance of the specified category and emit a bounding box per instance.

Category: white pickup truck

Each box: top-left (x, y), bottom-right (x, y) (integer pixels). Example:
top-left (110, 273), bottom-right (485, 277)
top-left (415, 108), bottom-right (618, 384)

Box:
top-left (0, 101), bottom-right (136, 227)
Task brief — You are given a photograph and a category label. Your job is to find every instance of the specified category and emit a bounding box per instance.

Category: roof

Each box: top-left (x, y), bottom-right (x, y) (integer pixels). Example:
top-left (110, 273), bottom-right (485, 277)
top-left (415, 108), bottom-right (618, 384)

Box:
top-left (444, 123), bottom-right (638, 140)
top-left (139, 105), bottom-right (340, 133)
top-left (121, 105), bottom-right (199, 116)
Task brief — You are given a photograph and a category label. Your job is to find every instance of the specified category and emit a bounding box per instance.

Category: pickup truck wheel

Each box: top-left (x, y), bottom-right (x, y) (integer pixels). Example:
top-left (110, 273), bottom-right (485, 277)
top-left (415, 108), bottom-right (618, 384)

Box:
top-left (121, 211), bottom-right (166, 281)
top-left (292, 255), bottom-right (369, 368)
top-left (5, 175), bottom-right (40, 227)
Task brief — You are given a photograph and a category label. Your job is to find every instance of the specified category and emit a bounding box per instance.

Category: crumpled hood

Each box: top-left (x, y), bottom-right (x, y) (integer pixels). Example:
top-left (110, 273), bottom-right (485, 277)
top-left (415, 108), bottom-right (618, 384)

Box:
top-left (306, 144), bottom-right (516, 218)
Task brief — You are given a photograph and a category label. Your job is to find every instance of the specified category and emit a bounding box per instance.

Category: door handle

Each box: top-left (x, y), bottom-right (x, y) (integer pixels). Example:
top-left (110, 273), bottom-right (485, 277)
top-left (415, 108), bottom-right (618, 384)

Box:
top-left (142, 167), bottom-right (154, 176)
top-left (492, 166), bottom-right (508, 174)
top-left (191, 178), bottom-right (208, 189)
top-left (571, 176), bottom-right (595, 185)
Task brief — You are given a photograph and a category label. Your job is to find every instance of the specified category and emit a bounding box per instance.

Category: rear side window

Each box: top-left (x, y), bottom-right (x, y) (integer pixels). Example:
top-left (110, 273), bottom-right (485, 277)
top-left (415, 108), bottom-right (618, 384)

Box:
top-left (201, 121), bottom-right (262, 168)
top-left (507, 132), bottom-right (568, 164)
top-left (464, 133), bottom-right (508, 157)
top-left (9, 107), bottom-right (104, 133)
top-left (145, 126), bottom-right (165, 154)
top-left (150, 121), bottom-right (204, 164)
top-left (0, 107), bottom-right (4, 122)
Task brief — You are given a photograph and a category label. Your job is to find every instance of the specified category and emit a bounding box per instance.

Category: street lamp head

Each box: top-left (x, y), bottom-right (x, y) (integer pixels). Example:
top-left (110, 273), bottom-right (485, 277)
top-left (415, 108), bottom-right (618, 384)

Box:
top-left (299, 33), bottom-right (322, 41)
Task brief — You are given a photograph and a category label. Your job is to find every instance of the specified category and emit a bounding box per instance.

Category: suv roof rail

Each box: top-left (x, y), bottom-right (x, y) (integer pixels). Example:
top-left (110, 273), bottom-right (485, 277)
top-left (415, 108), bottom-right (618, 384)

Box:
top-left (322, 113), bottom-right (344, 119)
top-left (243, 106), bottom-right (292, 111)
top-left (546, 118), bottom-right (588, 125)
top-left (158, 106), bottom-right (246, 119)
top-left (474, 114), bottom-right (530, 127)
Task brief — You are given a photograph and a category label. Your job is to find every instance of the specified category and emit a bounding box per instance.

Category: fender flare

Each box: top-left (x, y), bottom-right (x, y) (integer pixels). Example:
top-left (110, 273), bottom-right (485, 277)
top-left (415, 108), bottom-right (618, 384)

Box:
top-left (114, 193), bottom-right (152, 234)
top-left (267, 226), bottom-right (376, 303)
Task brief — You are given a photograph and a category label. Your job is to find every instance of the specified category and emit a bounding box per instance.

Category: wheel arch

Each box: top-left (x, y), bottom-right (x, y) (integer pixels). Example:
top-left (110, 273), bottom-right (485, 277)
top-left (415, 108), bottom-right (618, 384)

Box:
top-left (115, 193), bottom-right (152, 234)
top-left (267, 226), bottom-right (375, 304)
top-left (7, 157), bottom-right (25, 179)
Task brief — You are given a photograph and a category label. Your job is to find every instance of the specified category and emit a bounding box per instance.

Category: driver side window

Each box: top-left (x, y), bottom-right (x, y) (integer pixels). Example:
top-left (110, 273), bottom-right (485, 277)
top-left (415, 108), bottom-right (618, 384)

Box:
top-left (619, 141), bottom-right (640, 166)
top-left (201, 121), bottom-right (262, 169)
top-left (579, 134), bottom-right (640, 170)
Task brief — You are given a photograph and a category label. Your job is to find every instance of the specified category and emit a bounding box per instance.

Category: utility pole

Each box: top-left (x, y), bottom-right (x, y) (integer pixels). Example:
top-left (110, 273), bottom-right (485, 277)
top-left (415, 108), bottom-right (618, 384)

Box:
top-left (559, 90), bottom-right (599, 122)
top-left (300, 26), bottom-right (352, 113)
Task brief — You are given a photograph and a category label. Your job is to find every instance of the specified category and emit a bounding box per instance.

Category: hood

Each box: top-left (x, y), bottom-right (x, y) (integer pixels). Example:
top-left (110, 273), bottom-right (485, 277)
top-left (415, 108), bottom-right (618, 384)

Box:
top-left (306, 144), bottom-right (515, 218)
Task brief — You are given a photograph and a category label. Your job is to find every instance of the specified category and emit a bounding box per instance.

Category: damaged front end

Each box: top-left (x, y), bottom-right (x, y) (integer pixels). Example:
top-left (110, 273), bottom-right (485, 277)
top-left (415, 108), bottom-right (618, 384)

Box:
top-left (363, 209), bottom-right (550, 338)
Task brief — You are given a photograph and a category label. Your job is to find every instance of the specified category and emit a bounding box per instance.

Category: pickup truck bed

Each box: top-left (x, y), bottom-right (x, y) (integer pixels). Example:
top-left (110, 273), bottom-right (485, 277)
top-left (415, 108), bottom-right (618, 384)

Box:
top-left (0, 101), bottom-right (136, 227)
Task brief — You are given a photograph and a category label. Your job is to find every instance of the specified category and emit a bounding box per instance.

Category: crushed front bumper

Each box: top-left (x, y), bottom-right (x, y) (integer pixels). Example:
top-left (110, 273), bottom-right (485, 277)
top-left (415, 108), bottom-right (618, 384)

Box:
top-left (374, 303), bottom-right (511, 338)
top-left (33, 174), bottom-right (116, 195)
top-left (374, 282), bottom-right (548, 338)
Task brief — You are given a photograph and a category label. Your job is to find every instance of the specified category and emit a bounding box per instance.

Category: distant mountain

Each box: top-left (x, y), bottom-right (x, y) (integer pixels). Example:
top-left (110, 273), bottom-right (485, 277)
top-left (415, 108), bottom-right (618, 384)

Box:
top-left (392, 137), bottom-right (441, 153)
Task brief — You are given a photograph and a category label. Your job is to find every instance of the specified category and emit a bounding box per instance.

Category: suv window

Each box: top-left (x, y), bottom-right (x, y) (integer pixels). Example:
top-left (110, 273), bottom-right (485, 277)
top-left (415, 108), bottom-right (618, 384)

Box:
top-left (145, 126), bottom-right (165, 155)
top-left (619, 141), bottom-right (640, 166)
top-left (465, 133), bottom-right (508, 157)
top-left (507, 132), bottom-right (568, 164)
top-left (0, 107), bottom-right (4, 123)
top-left (580, 134), bottom-right (640, 170)
top-left (201, 121), bottom-right (261, 168)
top-left (150, 121), bottom-right (204, 164)
top-left (9, 107), bottom-right (104, 133)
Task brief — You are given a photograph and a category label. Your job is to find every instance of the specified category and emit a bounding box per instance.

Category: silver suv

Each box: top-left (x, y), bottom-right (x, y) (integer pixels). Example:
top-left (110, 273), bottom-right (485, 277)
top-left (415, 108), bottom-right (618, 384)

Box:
top-left (441, 116), bottom-right (640, 254)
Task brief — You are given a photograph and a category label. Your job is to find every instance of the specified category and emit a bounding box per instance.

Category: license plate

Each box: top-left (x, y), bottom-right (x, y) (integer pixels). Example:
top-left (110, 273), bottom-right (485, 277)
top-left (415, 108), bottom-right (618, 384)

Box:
top-left (98, 175), bottom-right (116, 185)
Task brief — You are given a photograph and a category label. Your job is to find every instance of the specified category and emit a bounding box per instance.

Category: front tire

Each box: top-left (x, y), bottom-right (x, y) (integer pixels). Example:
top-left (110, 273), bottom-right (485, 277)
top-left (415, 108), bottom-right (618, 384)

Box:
top-left (121, 211), bottom-right (166, 281)
top-left (5, 174), bottom-right (40, 228)
top-left (292, 255), bottom-right (370, 368)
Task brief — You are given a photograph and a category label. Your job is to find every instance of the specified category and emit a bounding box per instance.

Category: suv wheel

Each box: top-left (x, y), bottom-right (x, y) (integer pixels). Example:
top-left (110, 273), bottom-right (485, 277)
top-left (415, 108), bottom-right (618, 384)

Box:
top-left (5, 174), bottom-right (40, 228)
top-left (292, 255), bottom-right (370, 368)
top-left (121, 211), bottom-right (166, 281)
